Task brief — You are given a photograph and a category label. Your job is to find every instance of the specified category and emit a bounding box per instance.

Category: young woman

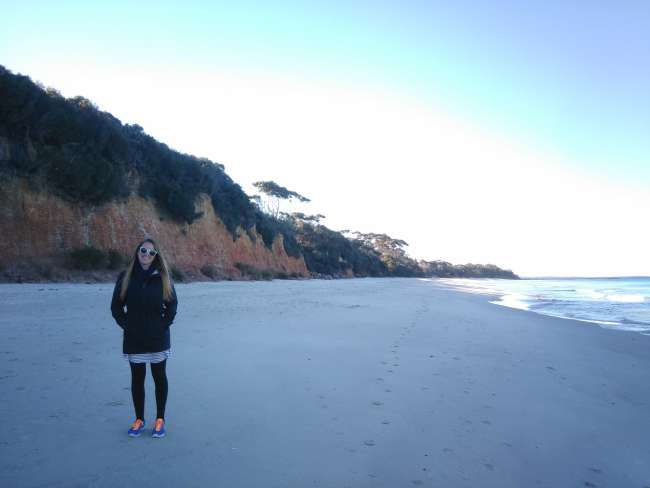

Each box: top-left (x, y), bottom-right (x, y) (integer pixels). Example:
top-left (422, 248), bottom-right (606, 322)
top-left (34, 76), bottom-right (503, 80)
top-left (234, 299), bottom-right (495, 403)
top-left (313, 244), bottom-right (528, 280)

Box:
top-left (111, 238), bottom-right (178, 438)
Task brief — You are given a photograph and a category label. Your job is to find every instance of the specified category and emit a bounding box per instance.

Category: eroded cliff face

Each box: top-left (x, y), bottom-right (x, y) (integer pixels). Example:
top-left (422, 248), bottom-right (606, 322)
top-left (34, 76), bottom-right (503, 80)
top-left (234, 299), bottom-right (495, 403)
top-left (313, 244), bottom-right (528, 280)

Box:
top-left (0, 178), bottom-right (308, 278)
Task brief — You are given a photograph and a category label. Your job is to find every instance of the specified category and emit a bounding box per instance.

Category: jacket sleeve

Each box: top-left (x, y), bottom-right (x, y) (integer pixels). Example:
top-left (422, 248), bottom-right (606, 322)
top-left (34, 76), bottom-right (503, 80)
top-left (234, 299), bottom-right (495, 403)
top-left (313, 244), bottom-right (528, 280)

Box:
top-left (111, 272), bottom-right (128, 329)
top-left (162, 283), bottom-right (178, 327)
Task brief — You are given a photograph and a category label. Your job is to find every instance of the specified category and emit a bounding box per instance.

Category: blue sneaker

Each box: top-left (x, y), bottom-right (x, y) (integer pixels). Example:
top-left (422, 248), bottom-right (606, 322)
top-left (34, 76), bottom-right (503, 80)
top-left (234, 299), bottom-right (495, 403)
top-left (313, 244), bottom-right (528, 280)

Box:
top-left (152, 418), bottom-right (166, 438)
top-left (127, 419), bottom-right (146, 437)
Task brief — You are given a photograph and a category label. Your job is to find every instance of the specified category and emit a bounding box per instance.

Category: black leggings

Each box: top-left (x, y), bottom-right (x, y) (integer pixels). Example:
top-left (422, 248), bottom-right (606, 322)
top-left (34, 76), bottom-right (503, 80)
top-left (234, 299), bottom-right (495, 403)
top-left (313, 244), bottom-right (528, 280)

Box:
top-left (129, 360), bottom-right (168, 421)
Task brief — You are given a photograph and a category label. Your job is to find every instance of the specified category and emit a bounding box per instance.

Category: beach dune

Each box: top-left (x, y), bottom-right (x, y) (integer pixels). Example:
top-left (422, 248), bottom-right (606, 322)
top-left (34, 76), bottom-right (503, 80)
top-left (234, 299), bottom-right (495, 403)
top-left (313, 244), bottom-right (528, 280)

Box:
top-left (1, 278), bottom-right (648, 487)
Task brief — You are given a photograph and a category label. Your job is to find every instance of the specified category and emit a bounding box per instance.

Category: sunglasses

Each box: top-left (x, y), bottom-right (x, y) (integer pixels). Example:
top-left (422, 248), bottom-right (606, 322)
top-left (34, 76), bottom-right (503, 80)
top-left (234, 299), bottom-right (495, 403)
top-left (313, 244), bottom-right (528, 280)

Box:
top-left (139, 247), bottom-right (158, 257)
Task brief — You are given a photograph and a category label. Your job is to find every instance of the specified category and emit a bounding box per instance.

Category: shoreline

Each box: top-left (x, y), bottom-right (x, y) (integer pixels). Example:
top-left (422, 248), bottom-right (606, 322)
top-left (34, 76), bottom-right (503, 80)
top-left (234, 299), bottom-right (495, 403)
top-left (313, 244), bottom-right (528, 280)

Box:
top-left (435, 277), bottom-right (650, 336)
top-left (1, 277), bottom-right (649, 487)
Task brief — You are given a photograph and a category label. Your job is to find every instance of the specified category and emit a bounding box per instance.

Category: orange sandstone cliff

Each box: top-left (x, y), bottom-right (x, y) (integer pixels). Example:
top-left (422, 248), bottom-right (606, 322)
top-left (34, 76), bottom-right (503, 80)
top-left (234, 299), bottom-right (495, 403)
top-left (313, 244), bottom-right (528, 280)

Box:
top-left (0, 178), bottom-right (309, 280)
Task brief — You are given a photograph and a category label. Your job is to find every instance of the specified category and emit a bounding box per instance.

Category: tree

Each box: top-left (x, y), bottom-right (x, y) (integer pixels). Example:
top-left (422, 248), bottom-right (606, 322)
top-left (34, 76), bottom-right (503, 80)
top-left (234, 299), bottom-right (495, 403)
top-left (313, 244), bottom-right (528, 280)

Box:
top-left (284, 212), bottom-right (326, 224)
top-left (251, 180), bottom-right (310, 219)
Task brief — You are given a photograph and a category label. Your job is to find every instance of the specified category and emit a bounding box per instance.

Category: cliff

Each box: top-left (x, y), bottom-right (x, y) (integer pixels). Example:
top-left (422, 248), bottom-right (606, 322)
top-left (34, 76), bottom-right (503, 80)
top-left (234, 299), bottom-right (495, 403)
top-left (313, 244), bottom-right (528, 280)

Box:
top-left (0, 177), bottom-right (309, 281)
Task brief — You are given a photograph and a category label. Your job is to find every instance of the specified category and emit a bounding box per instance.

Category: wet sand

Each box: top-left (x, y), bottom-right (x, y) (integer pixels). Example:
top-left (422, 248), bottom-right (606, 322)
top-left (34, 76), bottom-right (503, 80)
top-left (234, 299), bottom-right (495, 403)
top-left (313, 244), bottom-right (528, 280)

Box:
top-left (1, 277), bottom-right (649, 487)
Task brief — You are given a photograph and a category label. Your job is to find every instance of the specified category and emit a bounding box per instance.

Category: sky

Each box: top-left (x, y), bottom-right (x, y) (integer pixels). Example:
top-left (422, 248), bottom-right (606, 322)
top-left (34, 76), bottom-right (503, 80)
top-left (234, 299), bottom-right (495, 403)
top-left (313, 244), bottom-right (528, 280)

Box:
top-left (1, 0), bottom-right (649, 277)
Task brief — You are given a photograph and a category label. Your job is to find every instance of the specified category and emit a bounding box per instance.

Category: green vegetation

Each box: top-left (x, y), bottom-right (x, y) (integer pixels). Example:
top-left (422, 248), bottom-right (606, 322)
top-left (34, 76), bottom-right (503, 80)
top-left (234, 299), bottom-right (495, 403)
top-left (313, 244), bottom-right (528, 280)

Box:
top-left (234, 262), bottom-right (275, 280)
top-left (419, 260), bottom-right (518, 279)
top-left (170, 266), bottom-right (185, 282)
top-left (287, 214), bottom-right (389, 277)
top-left (254, 210), bottom-right (302, 258)
top-left (65, 246), bottom-right (129, 271)
top-left (200, 264), bottom-right (217, 279)
top-left (35, 264), bottom-right (54, 279)
top-left (66, 246), bottom-right (108, 270)
top-left (252, 180), bottom-right (310, 219)
top-left (106, 249), bottom-right (126, 270)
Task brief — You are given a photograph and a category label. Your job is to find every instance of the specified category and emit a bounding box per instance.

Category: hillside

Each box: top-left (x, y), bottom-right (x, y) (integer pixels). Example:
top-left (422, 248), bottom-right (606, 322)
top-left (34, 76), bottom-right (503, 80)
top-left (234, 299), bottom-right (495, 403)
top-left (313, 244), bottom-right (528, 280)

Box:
top-left (0, 65), bottom-right (518, 282)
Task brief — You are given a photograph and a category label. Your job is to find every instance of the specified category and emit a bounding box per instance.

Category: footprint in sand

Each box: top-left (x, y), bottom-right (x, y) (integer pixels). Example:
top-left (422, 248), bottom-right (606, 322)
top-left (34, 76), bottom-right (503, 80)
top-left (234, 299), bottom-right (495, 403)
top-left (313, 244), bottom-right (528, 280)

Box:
top-left (483, 463), bottom-right (495, 471)
top-left (411, 480), bottom-right (423, 485)
top-left (588, 467), bottom-right (602, 474)
top-left (584, 482), bottom-right (597, 487)
top-left (363, 440), bottom-right (376, 446)
top-left (546, 366), bottom-right (556, 371)
top-left (372, 401), bottom-right (384, 406)
top-left (442, 447), bottom-right (453, 453)
top-left (385, 389), bottom-right (392, 393)
top-left (481, 420), bottom-right (492, 425)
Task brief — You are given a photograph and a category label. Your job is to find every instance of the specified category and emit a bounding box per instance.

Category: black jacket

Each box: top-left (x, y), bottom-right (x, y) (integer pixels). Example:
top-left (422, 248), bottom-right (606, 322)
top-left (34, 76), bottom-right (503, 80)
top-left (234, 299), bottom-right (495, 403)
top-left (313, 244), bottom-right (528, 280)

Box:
top-left (111, 262), bottom-right (178, 354)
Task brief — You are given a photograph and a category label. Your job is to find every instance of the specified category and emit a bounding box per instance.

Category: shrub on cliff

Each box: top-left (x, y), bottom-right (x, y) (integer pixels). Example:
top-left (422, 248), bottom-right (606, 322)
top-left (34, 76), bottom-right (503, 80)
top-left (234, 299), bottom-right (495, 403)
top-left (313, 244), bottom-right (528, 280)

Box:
top-left (417, 260), bottom-right (518, 278)
top-left (106, 250), bottom-right (126, 270)
top-left (287, 216), bottom-right (390, 277)
top-left (200, 264), bottom-right (220, 279)
top-left (44, 145), bottom-right (127, 205)
top-left (66, 246), bottom-right (107, 270)
top-left (235, 262), bottom-right (275, 280)
top-left (65, 246), bottom-right (131, 272)
top-left (170, 266), bottom-right (185, 282)
top-left (254, 210), bottom-right (302, 258)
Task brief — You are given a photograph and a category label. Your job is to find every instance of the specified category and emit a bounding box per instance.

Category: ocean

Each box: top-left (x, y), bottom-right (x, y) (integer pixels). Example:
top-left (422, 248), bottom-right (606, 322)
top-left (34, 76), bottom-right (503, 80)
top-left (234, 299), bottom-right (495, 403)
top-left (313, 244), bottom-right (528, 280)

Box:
top-left (435, 276), bottom-right (650, 335)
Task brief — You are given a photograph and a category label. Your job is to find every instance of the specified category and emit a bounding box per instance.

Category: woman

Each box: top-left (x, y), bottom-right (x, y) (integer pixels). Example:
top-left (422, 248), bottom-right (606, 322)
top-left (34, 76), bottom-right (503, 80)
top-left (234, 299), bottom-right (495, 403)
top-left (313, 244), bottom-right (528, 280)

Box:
top-left (111, 238), bottom-right (178, 438)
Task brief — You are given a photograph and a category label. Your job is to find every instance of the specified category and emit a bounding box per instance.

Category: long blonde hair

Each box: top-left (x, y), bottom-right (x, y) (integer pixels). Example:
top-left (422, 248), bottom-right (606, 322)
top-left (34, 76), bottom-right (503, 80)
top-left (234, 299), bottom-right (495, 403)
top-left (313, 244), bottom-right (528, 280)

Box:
top-left (119, 238), bottom-right (174, 302)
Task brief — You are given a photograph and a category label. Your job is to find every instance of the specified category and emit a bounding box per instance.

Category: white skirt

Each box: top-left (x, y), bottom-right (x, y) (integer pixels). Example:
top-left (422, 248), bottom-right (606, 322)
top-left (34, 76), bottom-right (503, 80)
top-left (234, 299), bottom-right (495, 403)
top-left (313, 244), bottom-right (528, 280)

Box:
top-left (123, 348), bottom-right (171, 364)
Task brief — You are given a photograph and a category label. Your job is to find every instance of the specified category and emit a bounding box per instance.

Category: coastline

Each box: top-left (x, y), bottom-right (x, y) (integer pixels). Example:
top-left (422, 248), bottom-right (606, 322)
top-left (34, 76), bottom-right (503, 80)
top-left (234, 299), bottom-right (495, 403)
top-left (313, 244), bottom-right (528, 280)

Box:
top-left (1, 277), bottom-right (648, 487)
top-left (436, 276), bottom-right (650, 335)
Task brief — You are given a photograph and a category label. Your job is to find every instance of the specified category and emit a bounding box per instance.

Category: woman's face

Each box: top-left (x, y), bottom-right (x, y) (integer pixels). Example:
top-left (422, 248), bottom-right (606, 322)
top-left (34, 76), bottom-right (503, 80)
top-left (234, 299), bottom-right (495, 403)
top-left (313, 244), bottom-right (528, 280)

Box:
top-left (137, 241), bottom-right (157, 270)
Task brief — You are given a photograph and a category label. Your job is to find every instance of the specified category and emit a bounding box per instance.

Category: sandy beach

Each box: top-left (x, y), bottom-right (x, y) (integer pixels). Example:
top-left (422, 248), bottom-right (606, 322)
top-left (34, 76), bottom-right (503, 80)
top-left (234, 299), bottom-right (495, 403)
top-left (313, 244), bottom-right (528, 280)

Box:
top-left (1, 277), bottom-right (649, 487)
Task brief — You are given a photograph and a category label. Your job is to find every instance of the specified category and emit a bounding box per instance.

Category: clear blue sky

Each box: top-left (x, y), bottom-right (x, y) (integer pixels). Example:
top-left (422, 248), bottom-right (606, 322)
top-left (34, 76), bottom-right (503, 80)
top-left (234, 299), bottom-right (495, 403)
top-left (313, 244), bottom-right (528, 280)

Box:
top-left (2, 1), bottom-right (649, 276)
